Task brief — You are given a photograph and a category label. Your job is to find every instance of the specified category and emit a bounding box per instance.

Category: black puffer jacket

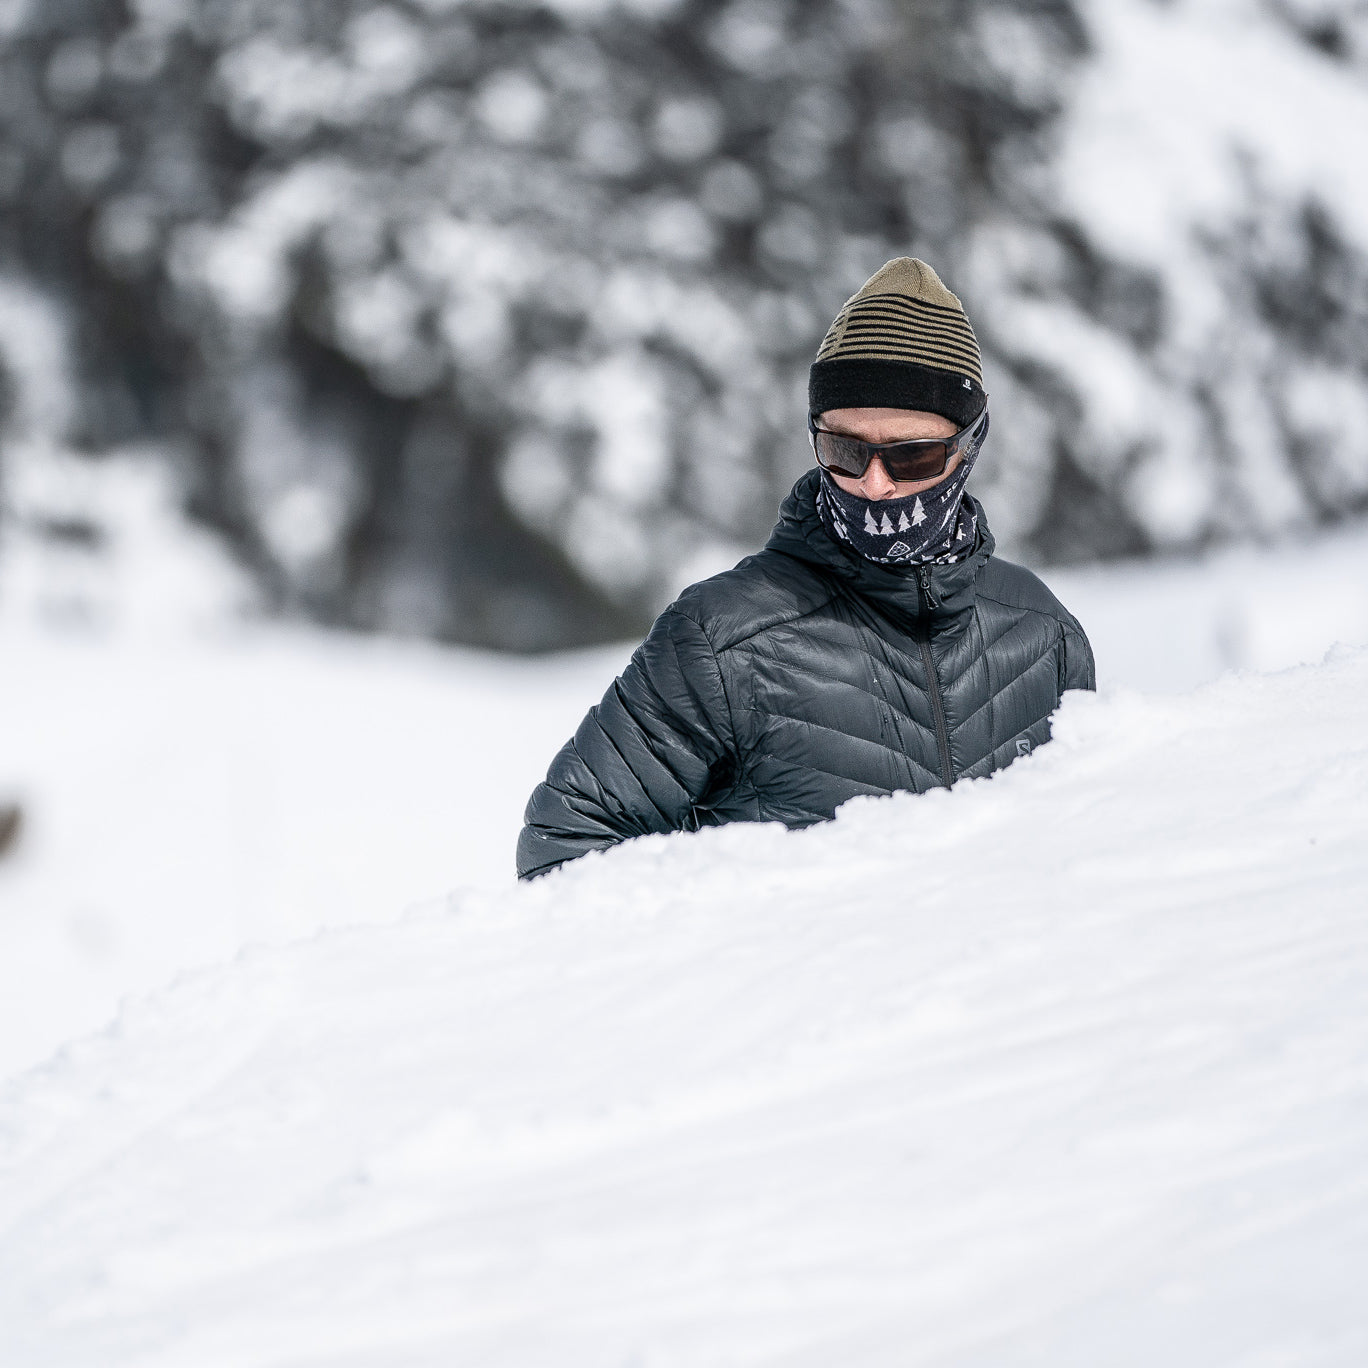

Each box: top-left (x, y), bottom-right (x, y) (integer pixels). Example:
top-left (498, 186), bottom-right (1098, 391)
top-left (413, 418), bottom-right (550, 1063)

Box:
top-left (518, 470), bottom-right (1094, 879)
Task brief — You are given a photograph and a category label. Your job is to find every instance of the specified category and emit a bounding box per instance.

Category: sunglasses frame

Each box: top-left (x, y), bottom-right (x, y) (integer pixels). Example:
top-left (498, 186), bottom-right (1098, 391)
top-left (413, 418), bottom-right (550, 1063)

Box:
top-left (808, 404), bottom-right (989, 484)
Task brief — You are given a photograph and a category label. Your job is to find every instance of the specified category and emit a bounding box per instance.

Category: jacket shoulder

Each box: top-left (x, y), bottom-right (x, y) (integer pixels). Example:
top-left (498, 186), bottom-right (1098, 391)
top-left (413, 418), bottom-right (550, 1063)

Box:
top-left (666, 548), bottom-right (837, 653)
top-left (975, 555), bottom-right (1081, 627)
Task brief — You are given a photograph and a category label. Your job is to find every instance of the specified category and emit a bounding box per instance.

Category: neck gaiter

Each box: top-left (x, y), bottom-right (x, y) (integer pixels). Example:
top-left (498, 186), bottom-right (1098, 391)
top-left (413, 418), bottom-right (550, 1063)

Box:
top-left (815, 418), bottom-right (987, 566)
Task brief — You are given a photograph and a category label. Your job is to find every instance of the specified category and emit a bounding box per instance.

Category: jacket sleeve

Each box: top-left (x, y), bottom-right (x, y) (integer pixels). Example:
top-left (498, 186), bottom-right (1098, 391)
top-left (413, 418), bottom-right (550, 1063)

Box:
top-left (1061, 612), bottom-right (1096, 693)
top-left (517, 608), bottom-right (735, 880)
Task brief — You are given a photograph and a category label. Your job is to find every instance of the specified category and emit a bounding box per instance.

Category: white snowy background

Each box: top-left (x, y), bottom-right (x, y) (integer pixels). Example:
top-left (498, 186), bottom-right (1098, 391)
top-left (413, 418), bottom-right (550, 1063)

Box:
top-left (4, 0), bottom-right (1368, 1362)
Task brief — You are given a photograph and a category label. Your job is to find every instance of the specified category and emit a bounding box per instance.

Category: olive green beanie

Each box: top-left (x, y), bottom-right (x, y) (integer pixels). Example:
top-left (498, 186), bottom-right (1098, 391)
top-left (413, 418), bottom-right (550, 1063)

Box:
top-left (809, 257), bottom-right (986, 428)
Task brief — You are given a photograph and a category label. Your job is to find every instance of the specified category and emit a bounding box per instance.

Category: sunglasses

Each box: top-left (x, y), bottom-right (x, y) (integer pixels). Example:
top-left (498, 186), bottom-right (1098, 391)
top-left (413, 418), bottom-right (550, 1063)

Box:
top-left (809, 405), bottom-right (989, 483)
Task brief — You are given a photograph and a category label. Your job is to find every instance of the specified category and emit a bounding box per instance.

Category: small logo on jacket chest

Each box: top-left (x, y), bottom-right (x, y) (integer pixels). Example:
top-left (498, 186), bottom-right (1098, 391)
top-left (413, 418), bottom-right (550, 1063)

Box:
top-left (1015, 738), bottom-right (1033, 758)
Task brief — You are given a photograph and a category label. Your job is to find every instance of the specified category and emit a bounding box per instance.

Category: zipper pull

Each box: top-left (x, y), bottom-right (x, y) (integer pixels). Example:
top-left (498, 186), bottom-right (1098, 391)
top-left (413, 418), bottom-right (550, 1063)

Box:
top-left (917, 564), bottom-right (939, 611)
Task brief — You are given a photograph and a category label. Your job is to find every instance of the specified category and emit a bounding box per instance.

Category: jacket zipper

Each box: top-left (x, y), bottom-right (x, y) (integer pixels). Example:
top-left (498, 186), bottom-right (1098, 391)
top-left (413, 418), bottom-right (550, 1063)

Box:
top-left (917, 565), bottom-right (955, 790)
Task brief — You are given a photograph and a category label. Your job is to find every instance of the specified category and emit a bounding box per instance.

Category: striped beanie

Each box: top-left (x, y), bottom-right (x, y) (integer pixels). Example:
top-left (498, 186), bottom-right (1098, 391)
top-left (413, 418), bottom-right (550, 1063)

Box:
top-left (809, 257), bottom-right (986, 428)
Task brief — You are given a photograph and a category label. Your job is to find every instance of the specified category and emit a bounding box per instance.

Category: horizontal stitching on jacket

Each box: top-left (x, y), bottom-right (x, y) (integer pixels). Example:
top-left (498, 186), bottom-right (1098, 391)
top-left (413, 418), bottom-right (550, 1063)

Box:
top-left (737, 706), bottom-right (943, 784)
top-left (934, 609), bottom-right (1061, 696)
top-left (682, 586), bottom-right (847, 657)
top-left (937, 617), bottom-right (1057, 694)
top-left (739, 607), bottom-right (1046, 752)
top-left (658, 608), bottom-right (739, 756)
top-left (949, 647), bottom-right (1059, 734)
top-left (758, 760), bottom-right (922, 795)
top-left (591, 699), bottom-right (679, 832)
top-left (738, 592), bottom-right (937, 687)
top-left (746, 741), bottom-right (940, 794)
top-left (717, 587), bottom-right (1065, 719)
top-left (974, 588), bottom-right (1068, 626)
top-left (739, 649), bottom-right (934, 737)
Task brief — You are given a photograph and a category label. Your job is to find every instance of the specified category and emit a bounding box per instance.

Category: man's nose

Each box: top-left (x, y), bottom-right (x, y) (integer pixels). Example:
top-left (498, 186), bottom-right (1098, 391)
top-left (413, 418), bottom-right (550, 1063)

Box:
top-left (857, 456), bottom-right (898, 499)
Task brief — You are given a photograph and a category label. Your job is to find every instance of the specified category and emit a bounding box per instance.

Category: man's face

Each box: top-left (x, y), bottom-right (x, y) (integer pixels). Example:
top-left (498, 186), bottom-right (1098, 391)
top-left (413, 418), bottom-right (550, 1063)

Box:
top-left (816, 407), bottom-right (961, 501)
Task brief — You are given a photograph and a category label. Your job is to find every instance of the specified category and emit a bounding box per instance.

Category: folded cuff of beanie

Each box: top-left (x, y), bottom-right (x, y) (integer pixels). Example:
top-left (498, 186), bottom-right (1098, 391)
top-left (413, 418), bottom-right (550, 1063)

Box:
top-left (809, 358), bottom-right (986, 428)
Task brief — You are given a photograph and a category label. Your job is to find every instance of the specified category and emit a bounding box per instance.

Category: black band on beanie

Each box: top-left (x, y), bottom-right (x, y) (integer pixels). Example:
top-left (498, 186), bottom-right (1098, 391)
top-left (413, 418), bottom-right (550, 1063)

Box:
top-left (809, 358), bottom-right (986, 429)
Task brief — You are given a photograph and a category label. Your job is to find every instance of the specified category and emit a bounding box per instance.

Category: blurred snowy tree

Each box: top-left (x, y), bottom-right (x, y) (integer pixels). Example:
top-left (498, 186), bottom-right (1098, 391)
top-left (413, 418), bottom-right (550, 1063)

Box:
top-left (2, 0), bottom-right (1367, 647)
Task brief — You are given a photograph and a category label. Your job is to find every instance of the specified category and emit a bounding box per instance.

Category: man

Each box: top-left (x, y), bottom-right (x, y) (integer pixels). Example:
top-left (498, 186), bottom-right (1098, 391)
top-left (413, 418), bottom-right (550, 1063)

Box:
top-left (518, 257), bottom-right (1094, 880)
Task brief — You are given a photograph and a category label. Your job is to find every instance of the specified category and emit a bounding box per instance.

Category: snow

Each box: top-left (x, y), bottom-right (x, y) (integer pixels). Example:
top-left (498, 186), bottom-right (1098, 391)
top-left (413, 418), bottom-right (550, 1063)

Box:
top-left (0, 624), bottom-right (628, 1081)
top-left (3, 512), bottom-right (1368, 1081)
top-left (1048, 519), bottom-right (1368, 693)
top-left (964, 0), bottom-right (1368, 556)
top-left (3, 403), bottom-right (1368, 1358)
top-left (1, 624), bottom-right (1366, 1363)
top-left (1063, 0), bottom-right (1368, 275)
top-left (5, 23), bottom-right (1366, 1354)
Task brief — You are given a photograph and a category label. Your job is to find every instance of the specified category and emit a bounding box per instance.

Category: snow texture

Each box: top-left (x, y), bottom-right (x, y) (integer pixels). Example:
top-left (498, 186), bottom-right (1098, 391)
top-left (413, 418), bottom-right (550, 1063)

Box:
top-left (3, 506), bottom-right (1368, 1080)
top-left (0, 620), bottom-right (629, 1080)
top-left (3, 6), bottom-right (1368, 1338)
top-left (2, 501), bottom-right (1368, 1361)
top-left (1, 638), bottom-right (1366, 1365)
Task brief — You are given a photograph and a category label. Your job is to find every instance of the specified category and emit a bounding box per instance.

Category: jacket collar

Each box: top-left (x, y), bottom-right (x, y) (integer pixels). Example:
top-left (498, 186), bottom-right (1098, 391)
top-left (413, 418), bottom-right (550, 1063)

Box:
top-left (764, 468), bottom-right (995, 638)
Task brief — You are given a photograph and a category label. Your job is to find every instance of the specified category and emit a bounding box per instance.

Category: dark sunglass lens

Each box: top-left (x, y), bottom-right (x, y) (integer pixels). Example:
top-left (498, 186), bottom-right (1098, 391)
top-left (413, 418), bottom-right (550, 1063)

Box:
top-left (814, 431), bottom-right (870, 477)
top-left (882, 442), bottom-right (950, 482)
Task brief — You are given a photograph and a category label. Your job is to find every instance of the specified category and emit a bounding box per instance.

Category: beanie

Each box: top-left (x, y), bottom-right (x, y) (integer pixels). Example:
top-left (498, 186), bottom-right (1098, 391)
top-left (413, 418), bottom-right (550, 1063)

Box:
top-left (808, 257), bottom-right (986, 428)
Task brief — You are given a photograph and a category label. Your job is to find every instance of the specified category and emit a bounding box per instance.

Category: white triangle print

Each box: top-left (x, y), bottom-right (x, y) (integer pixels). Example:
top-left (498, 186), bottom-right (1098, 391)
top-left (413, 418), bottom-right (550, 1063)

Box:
top-left (880, 512), bottom-right (896, 535)
top-left (910, 497), bottom-right (926, 526)
top-left (898, 511), bottom-right (911, 532)
top-left (864, 508), bottom-right (880, 534)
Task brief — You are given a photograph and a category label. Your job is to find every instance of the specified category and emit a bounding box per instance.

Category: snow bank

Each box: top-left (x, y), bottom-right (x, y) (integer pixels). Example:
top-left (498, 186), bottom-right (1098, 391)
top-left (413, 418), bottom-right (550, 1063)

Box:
top-left (3, 518), bottom-right (1368, 1083)
top-left (0, 625), bottom-right (629, 1079)
top-left (2, 647), bottom-right (1366, 1366)
top-left (1049, 516), bottom-right (1368, 692)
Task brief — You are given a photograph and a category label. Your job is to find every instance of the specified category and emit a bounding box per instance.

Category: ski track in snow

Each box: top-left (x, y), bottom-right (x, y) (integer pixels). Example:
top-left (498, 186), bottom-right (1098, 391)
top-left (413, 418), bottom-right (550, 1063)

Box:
top-left (1, 636), bottom-right (1366, 1364)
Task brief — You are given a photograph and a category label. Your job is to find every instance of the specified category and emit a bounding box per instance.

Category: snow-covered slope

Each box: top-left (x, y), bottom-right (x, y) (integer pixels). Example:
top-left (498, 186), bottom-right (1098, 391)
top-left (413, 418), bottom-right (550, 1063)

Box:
top-left (3, 519), bottom-right (1368, 1085)
top-left (0, 625), bottom-right (629, 1079)
top-left (2, 644), bottom-right (1366, 1366)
